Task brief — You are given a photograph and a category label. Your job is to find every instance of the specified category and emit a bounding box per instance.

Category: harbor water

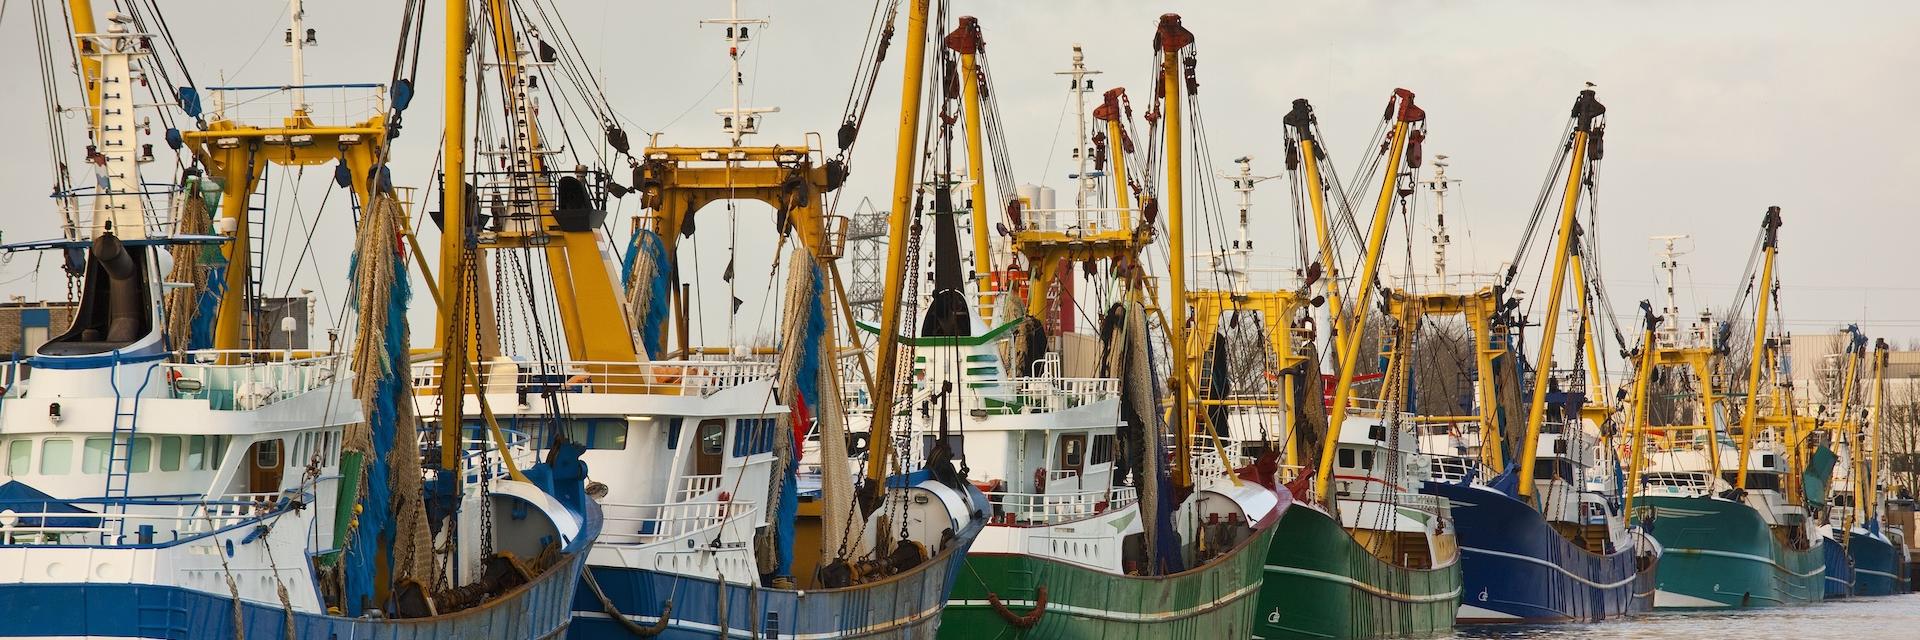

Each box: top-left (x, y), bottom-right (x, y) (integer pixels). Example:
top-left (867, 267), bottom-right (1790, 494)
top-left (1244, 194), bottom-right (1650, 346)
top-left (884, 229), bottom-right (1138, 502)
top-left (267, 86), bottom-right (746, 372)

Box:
top-left (1448, 597), bottom-right (1920, 639)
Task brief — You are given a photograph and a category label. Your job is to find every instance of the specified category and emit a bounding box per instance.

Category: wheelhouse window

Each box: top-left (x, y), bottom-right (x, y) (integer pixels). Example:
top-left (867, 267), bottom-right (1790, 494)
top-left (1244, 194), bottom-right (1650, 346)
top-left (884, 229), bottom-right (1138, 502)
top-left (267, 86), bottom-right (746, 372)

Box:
top-left (41, 438), bottom-right (72, 475)
top-left (159, 436), bottom-right (182, 472)
top-left (567, 418), bottom-right (630, 450)
top-left (6, 439), bottom-right (29, 475)
top-left (187, 435), bottom-right (207, 470)
top-left (1089, 434), bottom-right (1115, 466)
top-left (130, 437), bottom-right (152, 473)
top-left (1337, 447), bottom-right (1356, 469)
top-left (83, 437), bottom-right (111, 474)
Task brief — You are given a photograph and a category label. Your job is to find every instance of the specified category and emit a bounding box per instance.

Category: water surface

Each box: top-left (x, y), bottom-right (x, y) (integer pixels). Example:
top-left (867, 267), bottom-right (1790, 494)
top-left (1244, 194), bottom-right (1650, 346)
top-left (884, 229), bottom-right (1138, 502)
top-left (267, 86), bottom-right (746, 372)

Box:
top-left (1446, 597), bottom-right (1920, 639)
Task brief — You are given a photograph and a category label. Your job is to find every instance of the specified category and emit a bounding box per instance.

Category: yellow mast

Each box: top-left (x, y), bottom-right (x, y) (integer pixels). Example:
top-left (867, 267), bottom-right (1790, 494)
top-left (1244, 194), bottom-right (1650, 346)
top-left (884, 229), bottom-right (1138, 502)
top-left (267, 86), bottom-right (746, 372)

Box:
top-left (1866, 339), bottom-right (1889, 524)
top-left (862, 0), bottom-right (931, 502)
top-left (1313, 89), bottom-right (1420, 501)
top-left (67, 1), bottom-right (102, 131)
top-left (948, 18), bottom-right (995, 320)
top-left (1515, 89), bottom-right (1603, 501)
top-left (1284, 104), bottom-right (1349, 364)
top-left (1839, 333), bottom-right (1864, 531)
top-left (1734, 207), bottom-right (1781, 489)
top-left (437, 0), bottom-right (470, 470)
top-left (1157, 14), bottom-right (1194, 488)
top-left (1623, 306), bottom-right (1660, 518)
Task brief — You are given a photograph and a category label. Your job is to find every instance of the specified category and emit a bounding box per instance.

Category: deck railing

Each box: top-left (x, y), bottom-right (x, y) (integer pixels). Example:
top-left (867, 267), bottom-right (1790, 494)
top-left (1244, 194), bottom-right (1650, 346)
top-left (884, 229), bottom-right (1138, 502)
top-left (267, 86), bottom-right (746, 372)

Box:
top-left (597, 501), bottom-right (757, 546)
top-left (164, 351), bottom-right (347, 410)
top-left (410, 359), bottom-right (776, 398)
top-left (985, 486), bottom-right (1138, 526)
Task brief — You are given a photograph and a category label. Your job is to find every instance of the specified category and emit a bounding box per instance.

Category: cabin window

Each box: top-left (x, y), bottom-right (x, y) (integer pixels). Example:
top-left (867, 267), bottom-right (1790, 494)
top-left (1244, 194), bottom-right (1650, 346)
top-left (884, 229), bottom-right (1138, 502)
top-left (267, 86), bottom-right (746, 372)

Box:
top-left (210, 435), bottom-right (228, 469)
top-left (1338, 447), bottom-right (1355, 469)
top-left (254, 439), bottom-right (281, 468)
top-left (733, 418), bottom-right (776, 457)
top-left (159, 436), bottom-right (182, 472)
top-left (1059, 434), bottom-right (1087, 473)
top-left (567, 419), bottom-right (630, 450)
top-left (187, 435), bottom-right (207, 470)
top-left (699, 421), bottom-right (726, 456)
top-left (41, 438), bottom-right (73, 475)
top-left (666, 417), bottom-right (683, 450)
top-left (1360, 449), bottom-right (1376, 471)
top-left (130, 437), bottom-right (152, 473)
top-left (920, 434), bottom-right (966, 460)
top-left (6, 439), bottom-right (29, 475)
top-left (83, 437), bottom-right (112, 474)
top-left (1089, 435), bottom-right (1115, 466)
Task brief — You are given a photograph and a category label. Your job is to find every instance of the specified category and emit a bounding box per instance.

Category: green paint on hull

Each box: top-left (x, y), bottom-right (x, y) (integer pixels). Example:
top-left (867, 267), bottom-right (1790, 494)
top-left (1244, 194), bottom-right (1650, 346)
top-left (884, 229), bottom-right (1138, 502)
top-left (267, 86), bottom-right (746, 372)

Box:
top-left (940, 524), bottom-right (1276, 639)
top-left (1255, 505), bottom-right (1461, 639)
top-left (1637, 495), bottom-right (1824, 608)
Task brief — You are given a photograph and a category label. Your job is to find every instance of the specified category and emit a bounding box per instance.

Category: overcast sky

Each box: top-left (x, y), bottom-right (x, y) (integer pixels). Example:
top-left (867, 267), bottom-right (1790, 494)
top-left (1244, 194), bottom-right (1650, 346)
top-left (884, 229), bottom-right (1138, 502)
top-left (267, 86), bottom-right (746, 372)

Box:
top-left (3, 0), bottom-right (1917, 355)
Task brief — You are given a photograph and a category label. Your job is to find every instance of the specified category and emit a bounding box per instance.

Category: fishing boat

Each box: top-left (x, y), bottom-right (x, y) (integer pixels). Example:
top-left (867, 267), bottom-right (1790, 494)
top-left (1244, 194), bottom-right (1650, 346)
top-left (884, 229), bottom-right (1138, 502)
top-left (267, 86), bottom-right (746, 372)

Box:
top-left (415, 1), bottom-right (986, 637)
top-left (1627, 208), bottom-right (1827, 609)
top-left (1826, 335), bottom-right (1909, 597)
top-left (1410, 89), bottom-right (1660, 624)
top-left (920, 15), bottom-right (1284, 638)
top-left (0, 3), bottom-right (595, 638)
top-left (1253, 90), bottom-right (1461, 639)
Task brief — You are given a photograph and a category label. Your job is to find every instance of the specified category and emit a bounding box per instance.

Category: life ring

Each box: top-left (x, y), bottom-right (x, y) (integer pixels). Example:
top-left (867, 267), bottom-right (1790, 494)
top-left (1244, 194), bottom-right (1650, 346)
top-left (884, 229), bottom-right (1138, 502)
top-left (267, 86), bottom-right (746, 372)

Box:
top-left (847, 432), bottom-right (871, 456)
top-left (987, 585), bottom-right (1047, 628)
top-left (1033, 467), bottom-right (1047, 493)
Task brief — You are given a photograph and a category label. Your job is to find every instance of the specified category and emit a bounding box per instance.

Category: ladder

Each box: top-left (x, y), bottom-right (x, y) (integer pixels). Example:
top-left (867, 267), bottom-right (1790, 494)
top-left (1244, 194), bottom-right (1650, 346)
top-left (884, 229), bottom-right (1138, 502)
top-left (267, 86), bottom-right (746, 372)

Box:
top-left (104, 362), bottom-right (159, 504)
top-left (245, 165), bottom-right (272, 348)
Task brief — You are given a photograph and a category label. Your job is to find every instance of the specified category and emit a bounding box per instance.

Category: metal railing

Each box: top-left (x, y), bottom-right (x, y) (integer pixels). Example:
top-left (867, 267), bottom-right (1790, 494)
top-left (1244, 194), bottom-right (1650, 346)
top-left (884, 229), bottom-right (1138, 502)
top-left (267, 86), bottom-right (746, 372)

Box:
top-left (410, 359), bottom-right (776, 398)
top-left (0, 493), bottom-right (289, 546)
top-left (1016, 207), bottom-right (1137, 237)
top-left (165, 351), bottom-right (347, 410)
top-left (1427, 456), bottom-right (1478, 484)
top-left (986, 486), bottom-right (1138, 526)
top-left (597, 501), bottom-right (757, 546)
top-left (206, 83), bottom-right (387, 128)
top-left (971, 376), bottom-right (1120, 414)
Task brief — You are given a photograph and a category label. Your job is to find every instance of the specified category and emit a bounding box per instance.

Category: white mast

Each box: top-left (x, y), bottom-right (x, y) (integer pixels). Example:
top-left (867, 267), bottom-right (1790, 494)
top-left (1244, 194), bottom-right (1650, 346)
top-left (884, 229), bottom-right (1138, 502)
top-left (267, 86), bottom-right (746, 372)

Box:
top-left (703, 0), bottom-right (776, 146)
top-left (287, 0), bottom-right (312, 114)
top-left (1055, 45), bottom-right (1100, 211)
top-left (1652, 234), bottom-right (1691, 345)
top-left (1420, 155), bottom-right (1460, 288)
top-left (86, 14), bottom-right (156, 240)
top-left (1215, 157), bottom-right (1278, 295)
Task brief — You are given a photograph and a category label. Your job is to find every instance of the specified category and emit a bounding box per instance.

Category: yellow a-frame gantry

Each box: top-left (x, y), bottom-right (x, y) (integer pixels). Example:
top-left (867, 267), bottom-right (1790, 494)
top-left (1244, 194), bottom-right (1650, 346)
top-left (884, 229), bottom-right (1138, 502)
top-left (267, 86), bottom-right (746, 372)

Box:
top-left (634, 144), bottom-right (847, 360)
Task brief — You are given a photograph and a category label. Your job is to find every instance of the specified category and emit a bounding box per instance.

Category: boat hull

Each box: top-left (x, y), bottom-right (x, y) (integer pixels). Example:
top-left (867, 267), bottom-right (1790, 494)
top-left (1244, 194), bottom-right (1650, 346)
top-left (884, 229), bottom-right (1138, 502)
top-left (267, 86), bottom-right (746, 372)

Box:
top-left (0, 501), bottom-right (598, 640)
top-left (1823, 534), bottom-right (1855, 599)
top-left (571, 515), bottom-right (981, 639)
top-left (1638, 495), bottom-right (1823, 608)
top-left (1423, 482), bottom-right (1655, 623)
top-left (1254, 504), bottom-right (1460, 639)
top-left (938, 522), bottom-right (1275, 639)
top-left (1849, 530), bottom-right (1906, 596)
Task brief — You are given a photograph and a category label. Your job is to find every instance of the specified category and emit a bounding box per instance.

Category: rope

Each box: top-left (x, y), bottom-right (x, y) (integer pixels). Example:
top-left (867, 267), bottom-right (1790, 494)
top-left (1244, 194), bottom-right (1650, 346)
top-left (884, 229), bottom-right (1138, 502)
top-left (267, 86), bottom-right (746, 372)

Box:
top-left (582, 570), bottom-right (670, 637)
top-left (987, 585), bottom-right (1047, 628)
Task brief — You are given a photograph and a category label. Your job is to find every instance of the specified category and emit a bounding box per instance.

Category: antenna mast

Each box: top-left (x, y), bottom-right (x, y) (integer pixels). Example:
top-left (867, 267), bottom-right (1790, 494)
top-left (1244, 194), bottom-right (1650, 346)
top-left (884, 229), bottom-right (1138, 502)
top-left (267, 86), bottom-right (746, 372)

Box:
top-left (1056, 45), bottom-right (1101, 210)
top-left (287, 0), bottom-right (313, 114)
top-left (1652, 234), bottom-right (1691, 345)
top-left (703, 0), bottom-right (777, 145)
top-left (1421, 155), bottom-right (1459, 287)
top-left (1216, 157), bottom-right (1277, 295)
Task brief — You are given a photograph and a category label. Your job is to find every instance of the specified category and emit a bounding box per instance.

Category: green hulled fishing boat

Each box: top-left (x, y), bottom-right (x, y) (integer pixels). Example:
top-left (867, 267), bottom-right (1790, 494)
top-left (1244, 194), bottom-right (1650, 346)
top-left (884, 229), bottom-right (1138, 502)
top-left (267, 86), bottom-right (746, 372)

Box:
top-left (1626, 209), bottom-right (1827, 609)
top-left (1251, 89), bottom-right (1462, 638)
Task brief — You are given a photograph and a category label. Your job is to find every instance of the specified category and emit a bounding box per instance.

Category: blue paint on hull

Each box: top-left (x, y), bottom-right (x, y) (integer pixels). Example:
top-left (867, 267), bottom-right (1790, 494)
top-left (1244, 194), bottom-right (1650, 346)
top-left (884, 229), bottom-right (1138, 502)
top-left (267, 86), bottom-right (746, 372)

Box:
top-left (1823, 534), bottom-right (1854, 599)
top-left (1849, 531), bottom-right (1907, 596)
top-left (0, 501), bottom-right (599, 639)
top-left (1424, 482), bottom-right (1656, 623)
top-left (569, 496), bottom-right (985, 639)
